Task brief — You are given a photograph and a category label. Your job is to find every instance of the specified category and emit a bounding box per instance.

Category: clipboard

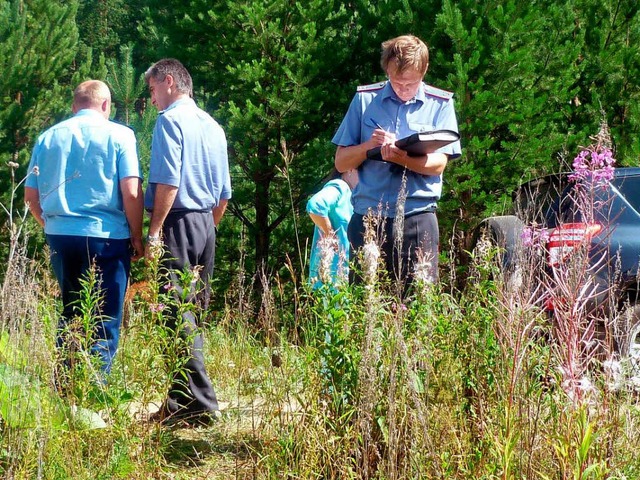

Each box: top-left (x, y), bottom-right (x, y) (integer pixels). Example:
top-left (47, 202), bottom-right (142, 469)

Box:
top-left (366, 129), bottom-right (460, 161)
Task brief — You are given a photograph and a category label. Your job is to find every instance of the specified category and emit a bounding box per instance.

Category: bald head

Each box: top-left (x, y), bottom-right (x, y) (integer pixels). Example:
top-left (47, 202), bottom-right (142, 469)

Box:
top-left (73, 80), bottom-right (111, 118)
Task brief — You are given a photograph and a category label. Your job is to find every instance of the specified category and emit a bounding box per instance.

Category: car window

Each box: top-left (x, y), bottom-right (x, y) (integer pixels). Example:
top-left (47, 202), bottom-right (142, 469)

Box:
top-left (611, 175), bottom-right (640, 212)
top-left (514, 174), bottom-right (568, 225)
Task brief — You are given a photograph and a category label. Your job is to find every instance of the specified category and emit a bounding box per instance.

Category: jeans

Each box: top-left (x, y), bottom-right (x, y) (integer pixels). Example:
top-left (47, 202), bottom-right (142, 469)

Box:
top-left (47, 234), bottom-right (131, 375)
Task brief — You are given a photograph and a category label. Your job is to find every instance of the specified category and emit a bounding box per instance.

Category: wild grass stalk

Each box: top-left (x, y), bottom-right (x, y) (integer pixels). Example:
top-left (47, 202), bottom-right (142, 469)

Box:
top-left (8, 127), bottom-right (640, 478)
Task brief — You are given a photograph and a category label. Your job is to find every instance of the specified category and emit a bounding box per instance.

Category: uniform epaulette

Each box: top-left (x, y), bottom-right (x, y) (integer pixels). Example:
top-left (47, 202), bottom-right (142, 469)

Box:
top-left (424, 84), bottom-right (454, 100)
top-left (357, 81), bottom-right (386, 92)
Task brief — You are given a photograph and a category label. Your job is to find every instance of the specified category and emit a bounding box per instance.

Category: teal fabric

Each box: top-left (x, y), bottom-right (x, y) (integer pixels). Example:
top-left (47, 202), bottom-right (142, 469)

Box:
top-left (306, 179), bottom-right (353, 289)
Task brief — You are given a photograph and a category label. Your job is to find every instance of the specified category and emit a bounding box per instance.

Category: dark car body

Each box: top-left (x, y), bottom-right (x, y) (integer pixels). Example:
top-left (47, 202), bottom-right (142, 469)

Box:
top-left (473, 167), bottom-right (640, 358)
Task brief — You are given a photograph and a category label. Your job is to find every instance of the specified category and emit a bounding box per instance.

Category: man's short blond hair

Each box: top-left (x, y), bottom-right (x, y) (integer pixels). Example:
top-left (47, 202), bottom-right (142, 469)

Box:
top-left (380, 35), bottom-right (429, 75)
top-left (73, 80), bottom-right (111, 109)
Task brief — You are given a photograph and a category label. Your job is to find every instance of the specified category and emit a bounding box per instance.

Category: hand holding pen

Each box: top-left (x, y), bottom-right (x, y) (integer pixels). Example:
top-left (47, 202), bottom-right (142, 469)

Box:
top-left (371, 120), bottom-right (396, 147)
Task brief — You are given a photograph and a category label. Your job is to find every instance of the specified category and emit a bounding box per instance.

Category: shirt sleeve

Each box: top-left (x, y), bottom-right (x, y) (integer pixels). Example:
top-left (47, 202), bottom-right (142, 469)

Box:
top-left (25, 142), bottom-right (41, 189)
top-left (331, 93), bottom-right (363, 147)
top-left (116, 126), bottom-right (141, 180)
top-left (148, 115), bottom-right (183, 187)
top-left (307, 181), bottom-right (344, 216)
top-left (436, 98), bottom-right (462, 159)
top-left (218, 129), bottom-right (232, 201)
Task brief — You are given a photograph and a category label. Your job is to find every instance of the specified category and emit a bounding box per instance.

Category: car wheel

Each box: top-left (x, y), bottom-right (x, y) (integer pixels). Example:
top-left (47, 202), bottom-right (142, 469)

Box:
top-left (617, 304), bottom-right (640, 372)
top-left (471, 215), bottom-right (526, 290)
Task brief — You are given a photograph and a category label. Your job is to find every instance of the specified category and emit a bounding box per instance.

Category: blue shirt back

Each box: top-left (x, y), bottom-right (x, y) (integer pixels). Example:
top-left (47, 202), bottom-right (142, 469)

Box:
top-left (145, 98), bottom-right (232, 211)
top-left (332, 81), bottom-right (461, 217)
top-left (25, 109), bottom-right (141, 238)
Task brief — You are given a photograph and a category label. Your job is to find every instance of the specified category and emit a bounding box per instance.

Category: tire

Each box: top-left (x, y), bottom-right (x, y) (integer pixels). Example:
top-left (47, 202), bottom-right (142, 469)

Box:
top-left (478, 216), bottom-right (525, 267)
top-left (616, 304), bottom-right (640, 371)
top-left (471, 215), bottom-right (526, 290)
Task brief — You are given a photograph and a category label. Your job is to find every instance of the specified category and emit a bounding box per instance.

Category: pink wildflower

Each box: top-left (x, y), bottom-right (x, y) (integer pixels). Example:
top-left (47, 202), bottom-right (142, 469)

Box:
top-left (568, 145), bottom-right (615, 184)
top-left (149, 303), bottom-right (165, 313)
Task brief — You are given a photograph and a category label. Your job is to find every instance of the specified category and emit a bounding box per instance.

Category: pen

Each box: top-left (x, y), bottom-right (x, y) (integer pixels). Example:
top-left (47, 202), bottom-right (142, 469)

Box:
top-left (373, 120), bottom-right (385, 130)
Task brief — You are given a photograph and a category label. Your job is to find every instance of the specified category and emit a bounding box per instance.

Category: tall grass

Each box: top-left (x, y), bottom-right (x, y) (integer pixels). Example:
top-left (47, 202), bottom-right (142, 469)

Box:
top-left (4, 144), bottom-right (640, 479)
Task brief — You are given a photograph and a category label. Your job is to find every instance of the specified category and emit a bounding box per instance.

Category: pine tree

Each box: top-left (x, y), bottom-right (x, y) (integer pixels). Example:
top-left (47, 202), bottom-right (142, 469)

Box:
top-left (139, 0), bottom-right (359, 281)
top-left (0, 0), bottom-right (81, 258)
top-left (0, 0), bottom-right (80, 166)
top-left (433, 0), bottom-right (585, 240)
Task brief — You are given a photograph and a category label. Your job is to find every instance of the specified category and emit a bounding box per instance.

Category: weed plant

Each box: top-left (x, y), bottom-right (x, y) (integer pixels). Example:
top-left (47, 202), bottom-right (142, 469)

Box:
top-left (6, 131), bottom-right (640, 478)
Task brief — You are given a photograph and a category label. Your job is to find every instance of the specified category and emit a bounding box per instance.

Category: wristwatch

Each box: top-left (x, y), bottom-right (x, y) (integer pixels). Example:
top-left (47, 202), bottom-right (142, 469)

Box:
top-left (147, 234), bottom-right (161, 244)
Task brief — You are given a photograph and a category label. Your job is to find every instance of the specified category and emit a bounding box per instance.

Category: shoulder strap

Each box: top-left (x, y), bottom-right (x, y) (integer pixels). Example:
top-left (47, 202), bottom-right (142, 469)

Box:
top-left (424, 84), bottom-right (454, 101)
top-left (357, 81), bottom-right (387, 93)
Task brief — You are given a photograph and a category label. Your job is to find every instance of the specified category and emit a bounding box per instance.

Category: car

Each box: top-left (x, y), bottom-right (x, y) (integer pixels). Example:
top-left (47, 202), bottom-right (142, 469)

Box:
top-left (471, 167), bottom-right (640, 367)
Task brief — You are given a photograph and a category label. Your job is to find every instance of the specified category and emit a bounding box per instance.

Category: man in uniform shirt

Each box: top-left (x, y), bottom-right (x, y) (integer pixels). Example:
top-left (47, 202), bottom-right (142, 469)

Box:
top-left (332, 34), bottom-right (461, 292)
top-left (144, 58), bottom-right (231, 425)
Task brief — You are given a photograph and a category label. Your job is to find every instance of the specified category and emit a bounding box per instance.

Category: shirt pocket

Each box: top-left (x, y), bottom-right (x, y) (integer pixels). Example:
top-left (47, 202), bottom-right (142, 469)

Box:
top-left (364, 116), bottom-right (393, 131)
top-left (408, 122), bottom-right (434, 133)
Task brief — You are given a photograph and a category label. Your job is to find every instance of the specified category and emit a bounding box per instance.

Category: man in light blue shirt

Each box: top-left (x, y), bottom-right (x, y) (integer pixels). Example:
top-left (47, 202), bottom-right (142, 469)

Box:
top-left (144, 58), bottom-right (231, 426)
top-left (333, 35), bottom-right (462, 293)
top-left (25, 80), bottom-right (143, 376)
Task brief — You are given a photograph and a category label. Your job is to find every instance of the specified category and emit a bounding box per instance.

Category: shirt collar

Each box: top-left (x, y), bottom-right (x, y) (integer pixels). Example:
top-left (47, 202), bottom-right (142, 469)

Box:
top-left (162, 97), bottom-right (195, 114)
top-left (74, 108), bottom-right (106, 119)
top-left (380, 80), bottom-right (426, 105)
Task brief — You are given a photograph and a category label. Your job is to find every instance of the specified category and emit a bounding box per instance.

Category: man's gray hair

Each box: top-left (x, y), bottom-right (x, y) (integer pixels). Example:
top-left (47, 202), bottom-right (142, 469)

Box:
top-left (144, 58), bottom-right (193, 97)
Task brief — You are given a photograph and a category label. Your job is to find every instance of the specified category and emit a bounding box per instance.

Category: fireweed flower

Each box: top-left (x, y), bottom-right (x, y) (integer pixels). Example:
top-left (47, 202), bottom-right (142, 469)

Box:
top-left (521, 226), bottom-right (550, 248)
top-left (362, 212), bottom-right (382, 287)
top-left (521, 227), bottom-right (534, 247)
top-left (392, 302), bottom-right (407, 312)
top-left (568, 145), bottom-right (615, 184)
top-left (362, 241), bottom-right (380, 286)
top-left (191, 265), bottom-right (203, 282)
top-left (413, 251), bottom-right (434, 285)
top-left (336, 248), bottom-right (349, 286)
top-left (149, 303), bottom-right (165, 313)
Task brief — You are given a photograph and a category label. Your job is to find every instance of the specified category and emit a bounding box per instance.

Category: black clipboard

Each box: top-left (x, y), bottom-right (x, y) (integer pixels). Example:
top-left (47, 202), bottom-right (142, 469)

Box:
top-left (366, 129), bottom-right (460, 161)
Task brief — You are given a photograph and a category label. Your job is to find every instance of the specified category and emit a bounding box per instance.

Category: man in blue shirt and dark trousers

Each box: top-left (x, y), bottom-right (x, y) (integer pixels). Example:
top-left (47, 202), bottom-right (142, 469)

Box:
top-left (144, 58), bottom-right (231, 426)
top-left (333, 35), bottom-right (462, 294)
top-left (25, 80), bottom-right (144, 380)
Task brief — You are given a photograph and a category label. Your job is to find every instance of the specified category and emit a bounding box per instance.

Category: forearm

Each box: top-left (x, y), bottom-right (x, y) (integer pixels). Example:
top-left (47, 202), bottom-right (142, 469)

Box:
top-left (24, 187), bottom-right (45, 227)
top-left (212, 198), bottom-right (228, 227)
top-left (148, 184), bottom-right (178, 237)
top-left (335, 126), bottom-right (394, 172)
top-left (335, 143), bottom-right (374, 172)
top-left (309, 213), bottom-right (333, 236)
top-left (121, 178), bottom-right (144, 239)
top-left (385, 148), bottom-right (449, 176)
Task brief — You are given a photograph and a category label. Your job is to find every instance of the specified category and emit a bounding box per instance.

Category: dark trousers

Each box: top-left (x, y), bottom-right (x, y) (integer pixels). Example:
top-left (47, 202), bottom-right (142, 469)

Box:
top-left (348, 211), bottom-right (439, 291)
top-left (47, 234), bottom-right (131, 375)
top-left (161, 210), bottom-right (218, 415)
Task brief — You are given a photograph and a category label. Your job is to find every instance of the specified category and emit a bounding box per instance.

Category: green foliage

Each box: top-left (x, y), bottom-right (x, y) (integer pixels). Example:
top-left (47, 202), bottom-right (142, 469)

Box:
top-left (106, 44), bottom-right (147, 125)
top-left (436, 0), bottom-right (582, 234)
top-left (0, 0), bottom-right (90, 269)
top-left (572, 0), bottom-right (640, 163)
top-left (76, 0), bottom-right (131, 58)
top-left (0, 0), bottom-right (79, 163)
top-left (139, 0), bottom-right (363, 280)
top-left (9, 4), bottom-right (640, 475)
top-left (0, 356), bottom-right (66, 430)
top-left (309, 289), bottom-right (361, 417)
